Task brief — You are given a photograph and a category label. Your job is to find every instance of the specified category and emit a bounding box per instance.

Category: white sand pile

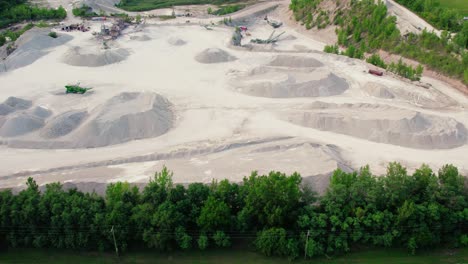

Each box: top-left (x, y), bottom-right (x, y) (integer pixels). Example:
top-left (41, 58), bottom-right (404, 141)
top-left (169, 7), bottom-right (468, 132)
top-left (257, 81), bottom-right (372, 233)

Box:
top-left (240, 73), bottom-right (348, 98)
top-left (40, 110), bottom-right (87, 139)
top-left (267, 55), bottom-right (324, 68)
top-left (0, 113), bottom-right (44, 137)
top-left (168, 37), bottom-right (186, 46)
top-left (363, 82), bottom-right (395, 99)
top-left (0, 28), bottom-right (72, 72)
top-left (286, 103), bottom-right (467, 149)
top-left (195, 48), bottom-right (237, 64)
top-left (0, 97), bottom-right (32, 115)
top-left (61, 47), bottom-right (130, 67)
top-left (70, 92), bottom-right (173, 148)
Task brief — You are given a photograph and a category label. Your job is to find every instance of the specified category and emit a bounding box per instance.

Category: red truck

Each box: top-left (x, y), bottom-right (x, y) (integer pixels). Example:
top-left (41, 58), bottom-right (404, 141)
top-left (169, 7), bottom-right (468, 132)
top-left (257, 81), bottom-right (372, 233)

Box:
top-left (369, 69), bottom-right (383, 76)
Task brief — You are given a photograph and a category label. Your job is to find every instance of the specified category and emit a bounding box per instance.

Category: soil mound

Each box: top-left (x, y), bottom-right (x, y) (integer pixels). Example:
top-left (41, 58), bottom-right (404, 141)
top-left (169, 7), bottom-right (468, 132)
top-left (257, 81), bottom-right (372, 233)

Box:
top-left (62, 47), bottom-right (130, 67)
top-left (40, 110), bottom-right (87, 139)
top-left (267, 55), bottom-right (324, 68)
top-left (195, 48), bottom-right (237, 64)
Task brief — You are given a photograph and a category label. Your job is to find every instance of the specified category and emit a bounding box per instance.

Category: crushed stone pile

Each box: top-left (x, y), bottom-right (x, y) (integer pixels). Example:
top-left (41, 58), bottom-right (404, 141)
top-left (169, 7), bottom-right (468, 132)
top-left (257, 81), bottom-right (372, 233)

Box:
top-left (195, 48), bottom-right (237, 64)
top-left (241, 73), bottom-right (348, 98)
top-left (0, 97), bottom-right (32, 115)
top-left (168, 37), bottom-right (186, 46)
top-left (61, 47), bottom-right (130, 67)
top-left (0, 28), bottom-right (72, 73)
top-left (69, 92), bottom-right (173, 148)
top-left (40, 110), bottom-right (88, 139)
top-left (286, 103), bottom-right (467, 149)
top-left (232, 55), bottom-right (348, 98)
top-left (0, 113), bottom-right (44, 137)
top-left (32, 106), bottom-right (52, 119)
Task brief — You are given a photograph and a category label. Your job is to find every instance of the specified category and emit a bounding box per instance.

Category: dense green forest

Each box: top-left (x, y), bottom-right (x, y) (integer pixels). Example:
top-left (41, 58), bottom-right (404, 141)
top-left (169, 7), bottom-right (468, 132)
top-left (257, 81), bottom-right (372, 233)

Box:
top-left (0, 0), bottom-right (66, 29)
top-left (290, 0), bottom-right (468, 84)
top-left (0, 164), bottom-right (466, 259)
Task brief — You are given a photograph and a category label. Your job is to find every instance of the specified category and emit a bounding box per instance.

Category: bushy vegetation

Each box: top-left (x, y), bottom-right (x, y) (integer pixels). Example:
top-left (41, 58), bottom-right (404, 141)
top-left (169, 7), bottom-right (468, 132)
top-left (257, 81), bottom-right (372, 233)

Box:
top-left (292, 0), bottom-right (467, 84)
top-left (366, 54), bottom-right (387, 69)
top-left (72, 5), bottom-right (98, 18)
top-left (387, 59), bottom-right (424, 81)
top-left (0, 23), bottom-right (34, 48)
top-left (323, 44), bottom-right (339, 54)
top-left (0, 0), bottom-right (66, 29)
top-left (48, 31), bottom-right (57, 38)
top-left (0, 164), bottom-right (466, 259)
top-left (211, 4), bottom-right (244, 16)
top-left (116, 0), bottom-right (242, 12)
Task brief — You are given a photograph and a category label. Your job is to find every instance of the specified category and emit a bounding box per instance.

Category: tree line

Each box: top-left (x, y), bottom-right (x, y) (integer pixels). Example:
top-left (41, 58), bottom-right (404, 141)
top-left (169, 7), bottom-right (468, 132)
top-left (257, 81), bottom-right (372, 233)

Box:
top-left (0, 0), bottom-right (66, 29)
top-left (0, 163), bottom-right (466, 259)
top-left (291, 0), bottom-right (468, 84)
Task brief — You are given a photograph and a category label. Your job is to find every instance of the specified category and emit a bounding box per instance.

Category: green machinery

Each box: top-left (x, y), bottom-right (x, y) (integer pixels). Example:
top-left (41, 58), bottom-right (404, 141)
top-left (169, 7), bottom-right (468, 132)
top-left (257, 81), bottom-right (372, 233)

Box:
top-left (65, 83), bottom-right (92, 94)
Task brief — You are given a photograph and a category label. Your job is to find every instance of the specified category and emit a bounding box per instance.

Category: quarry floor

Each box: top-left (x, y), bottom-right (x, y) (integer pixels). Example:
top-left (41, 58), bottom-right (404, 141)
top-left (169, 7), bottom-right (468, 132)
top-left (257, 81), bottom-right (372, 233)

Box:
top-left (0, 1), bottom-right (467, 193)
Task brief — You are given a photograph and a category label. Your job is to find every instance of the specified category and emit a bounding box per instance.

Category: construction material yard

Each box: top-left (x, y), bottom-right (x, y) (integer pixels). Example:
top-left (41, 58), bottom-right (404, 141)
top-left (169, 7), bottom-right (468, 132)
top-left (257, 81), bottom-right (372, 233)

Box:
top-left (0, 0), bottom-right (467, 192)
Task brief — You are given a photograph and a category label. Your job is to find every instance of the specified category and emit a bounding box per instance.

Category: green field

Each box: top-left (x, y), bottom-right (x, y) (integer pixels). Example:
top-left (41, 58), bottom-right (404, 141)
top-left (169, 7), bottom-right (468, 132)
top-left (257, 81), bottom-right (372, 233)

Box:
top-left (116, 0), bottom-right (243, 12)
top-left (439, 0), bottom-right (468, 15)
top-left (0, 248), bottom-right (467, 264)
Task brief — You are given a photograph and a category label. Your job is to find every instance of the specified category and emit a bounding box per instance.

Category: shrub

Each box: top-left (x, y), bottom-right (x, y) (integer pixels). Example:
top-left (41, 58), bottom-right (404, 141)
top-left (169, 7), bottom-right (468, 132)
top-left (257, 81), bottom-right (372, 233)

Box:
top-left (366, 54), bottom-right (387, 69)
top-left (198, 234), bottom-right (208, 250)
top-left (324, 44), bottom-right (339, 54)
top-left (48, 31), bottom-right (57, 38)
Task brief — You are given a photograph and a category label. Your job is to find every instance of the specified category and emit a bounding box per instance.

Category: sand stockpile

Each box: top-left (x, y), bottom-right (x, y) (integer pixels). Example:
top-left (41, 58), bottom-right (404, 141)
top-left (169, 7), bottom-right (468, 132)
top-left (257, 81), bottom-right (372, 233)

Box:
top-left (285, 103), bottom-right (467, 149)
top-left (69, 92), bottom-right (173, 148)
top-left (231, 54), bottom-right (347, 98)
top-left (239, 73), bottom-right (348, 98)
top-left (168, 37), bottom-right (187, 46)
top-left (267, 55), bottom-right (324, 68)
top-left (0, 113), bottom-right (44, 137)
top-left (232, 60), bottom-right (348, 98)
top-left (0, 28), bottom-right (72, 72)
top-left (61, 47), bottom-right (130, 67)
top-left (0, 97), bottom-right (32, 115)
top-left (195, 48), bottom-right (237, 64)
top-left (363, 82), bottom-right (395, 99)
top-left (40, 110), bottom-right (87, 139)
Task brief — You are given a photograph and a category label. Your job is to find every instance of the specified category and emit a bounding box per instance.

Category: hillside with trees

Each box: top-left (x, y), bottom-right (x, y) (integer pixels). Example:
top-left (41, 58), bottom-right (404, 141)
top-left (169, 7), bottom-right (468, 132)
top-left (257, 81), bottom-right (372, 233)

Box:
top-left (0, 164), bottom-right (466, 259)
top-left (290, 0), bottom-right (468, 84)
top-left (0, 0), bottom-right (66, 29)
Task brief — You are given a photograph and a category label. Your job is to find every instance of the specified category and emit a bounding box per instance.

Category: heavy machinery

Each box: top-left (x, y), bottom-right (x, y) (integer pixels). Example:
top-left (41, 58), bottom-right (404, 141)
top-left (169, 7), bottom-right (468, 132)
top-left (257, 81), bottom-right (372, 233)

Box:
top-left (65, 83), bottom-right (92, 94)
top-left (264, 16), bottom-right (283, 28)
top-left (251, 31), bottom-right (285, 44)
